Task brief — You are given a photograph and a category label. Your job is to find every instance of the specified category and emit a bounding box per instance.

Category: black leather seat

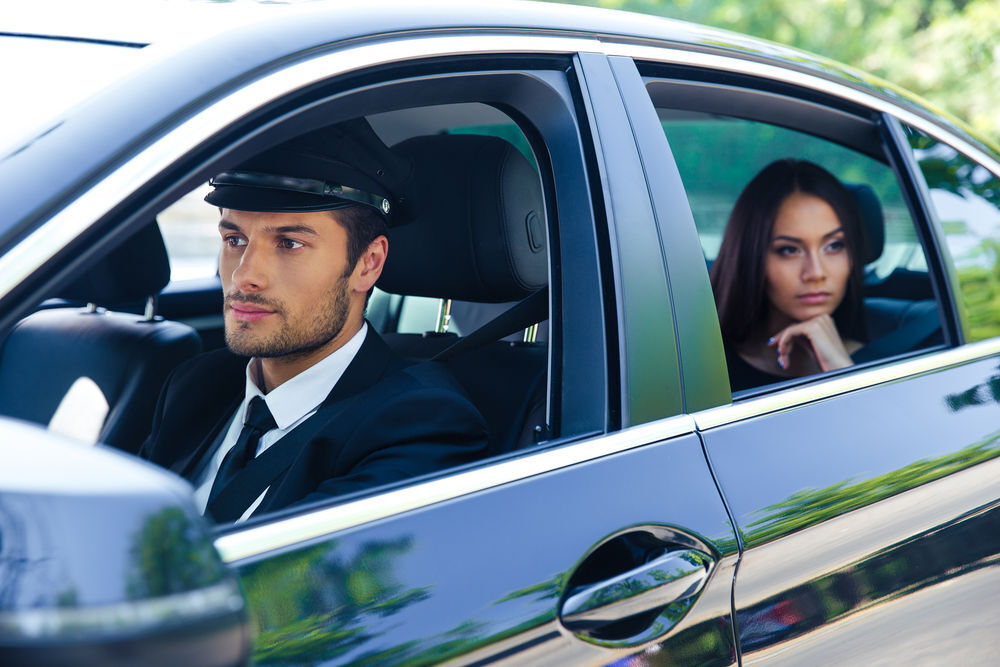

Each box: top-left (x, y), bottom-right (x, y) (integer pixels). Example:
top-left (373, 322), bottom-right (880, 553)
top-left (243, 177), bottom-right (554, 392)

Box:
top-left (847, 183), bottom-right (942, 355)
top-left (0, 222), bottom-right (202, 452)
top-left (378, 133), bottom-right (549, 456)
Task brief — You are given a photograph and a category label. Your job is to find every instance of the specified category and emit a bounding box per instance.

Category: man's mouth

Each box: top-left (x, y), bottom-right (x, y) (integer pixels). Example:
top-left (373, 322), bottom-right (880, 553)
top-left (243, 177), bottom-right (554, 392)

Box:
top-left (228, 300), bottom-right (276, 322)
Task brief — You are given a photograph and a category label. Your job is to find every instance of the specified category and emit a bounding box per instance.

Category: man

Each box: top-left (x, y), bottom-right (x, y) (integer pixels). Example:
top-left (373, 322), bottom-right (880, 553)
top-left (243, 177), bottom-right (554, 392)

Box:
top-left (140, 120), bottom-right (488, 523)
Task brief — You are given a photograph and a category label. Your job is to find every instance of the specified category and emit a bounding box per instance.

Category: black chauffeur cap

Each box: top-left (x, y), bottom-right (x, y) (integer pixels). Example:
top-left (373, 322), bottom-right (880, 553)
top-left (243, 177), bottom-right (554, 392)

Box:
top-left (205, 118), bottom-right (412, 223)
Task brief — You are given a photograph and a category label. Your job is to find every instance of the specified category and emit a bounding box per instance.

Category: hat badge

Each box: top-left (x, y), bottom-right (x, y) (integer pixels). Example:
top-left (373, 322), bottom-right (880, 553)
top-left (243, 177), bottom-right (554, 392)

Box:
top-left (381, 198), bottom-right (391, 215)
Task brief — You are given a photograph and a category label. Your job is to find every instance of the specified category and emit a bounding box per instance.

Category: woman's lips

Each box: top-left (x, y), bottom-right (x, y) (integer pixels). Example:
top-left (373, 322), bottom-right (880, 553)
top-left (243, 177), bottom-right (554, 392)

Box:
top-left (229, 301), bottom-right (275, 322)
top-left (797, 292), bottom-right (831, 305)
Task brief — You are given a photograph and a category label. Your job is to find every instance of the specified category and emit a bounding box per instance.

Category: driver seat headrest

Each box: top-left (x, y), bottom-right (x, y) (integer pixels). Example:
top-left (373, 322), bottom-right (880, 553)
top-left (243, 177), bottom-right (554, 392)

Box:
top-left (377, 134), bottom-right (547, 303)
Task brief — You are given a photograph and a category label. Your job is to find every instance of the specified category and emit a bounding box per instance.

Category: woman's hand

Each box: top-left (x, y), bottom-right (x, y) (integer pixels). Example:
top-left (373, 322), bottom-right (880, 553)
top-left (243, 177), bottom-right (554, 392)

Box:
top-left (768, 314), bottom-right (854, 373)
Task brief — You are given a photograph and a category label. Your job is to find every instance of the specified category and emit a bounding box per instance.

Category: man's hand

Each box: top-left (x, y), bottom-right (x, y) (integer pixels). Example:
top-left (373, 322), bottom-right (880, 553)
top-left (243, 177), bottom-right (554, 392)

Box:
top-left (768, 314), bottom-right (853, 373)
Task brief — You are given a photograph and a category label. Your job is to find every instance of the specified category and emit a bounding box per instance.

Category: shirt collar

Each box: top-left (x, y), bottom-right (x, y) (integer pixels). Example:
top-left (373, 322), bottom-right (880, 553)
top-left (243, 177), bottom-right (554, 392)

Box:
top-left (243, 322), bottom-right (368, 430)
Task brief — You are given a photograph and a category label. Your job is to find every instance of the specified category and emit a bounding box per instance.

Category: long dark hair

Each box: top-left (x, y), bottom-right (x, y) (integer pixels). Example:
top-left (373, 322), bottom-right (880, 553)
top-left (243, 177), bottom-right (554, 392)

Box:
top-left (710, 159), bottom-right (867, 346)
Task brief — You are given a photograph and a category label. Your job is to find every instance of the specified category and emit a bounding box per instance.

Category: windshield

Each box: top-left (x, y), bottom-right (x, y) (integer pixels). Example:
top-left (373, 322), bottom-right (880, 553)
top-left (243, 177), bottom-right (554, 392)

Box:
top-left (0, 35), bottom-right (145, 156)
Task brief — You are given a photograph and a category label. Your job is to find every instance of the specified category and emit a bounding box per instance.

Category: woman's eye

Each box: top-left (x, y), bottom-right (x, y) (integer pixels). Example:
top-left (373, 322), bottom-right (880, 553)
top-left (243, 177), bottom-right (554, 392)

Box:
top-left (279, 238), bottom-right (304, 250)
top-left (775, 245), bottom-right (799, 257)
top-left (826, 239), bottom-right (846, 253)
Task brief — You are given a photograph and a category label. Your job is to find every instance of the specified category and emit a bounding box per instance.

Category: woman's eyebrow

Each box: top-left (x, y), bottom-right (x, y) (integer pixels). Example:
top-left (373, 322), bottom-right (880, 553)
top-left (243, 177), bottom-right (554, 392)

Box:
top-left (772, 227), bottom-right (845, 244)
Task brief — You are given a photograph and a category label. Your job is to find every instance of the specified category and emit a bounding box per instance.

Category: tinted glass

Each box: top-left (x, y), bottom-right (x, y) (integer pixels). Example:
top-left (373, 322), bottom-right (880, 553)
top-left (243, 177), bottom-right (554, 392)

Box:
top-left (903, 124), bottom-right (1000, 341)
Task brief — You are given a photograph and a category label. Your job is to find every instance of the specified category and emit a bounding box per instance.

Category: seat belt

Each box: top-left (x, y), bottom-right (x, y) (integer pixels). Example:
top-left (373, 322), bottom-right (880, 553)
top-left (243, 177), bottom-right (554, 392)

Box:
top-left (852, 307), bottom-right (942, 364)
top-left (432, 287), bottom-right (548, 362)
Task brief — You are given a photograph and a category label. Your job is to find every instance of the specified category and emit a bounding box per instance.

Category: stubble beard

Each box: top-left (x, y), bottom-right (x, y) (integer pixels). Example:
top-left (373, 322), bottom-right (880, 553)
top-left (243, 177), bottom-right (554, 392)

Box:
top-left (224, 273), bottom-right (352, 360)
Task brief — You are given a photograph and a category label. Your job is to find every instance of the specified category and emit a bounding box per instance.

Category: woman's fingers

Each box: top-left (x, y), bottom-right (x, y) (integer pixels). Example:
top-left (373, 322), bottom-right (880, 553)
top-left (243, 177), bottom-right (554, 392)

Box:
top-left (768, 315), bottom-right (854, 372)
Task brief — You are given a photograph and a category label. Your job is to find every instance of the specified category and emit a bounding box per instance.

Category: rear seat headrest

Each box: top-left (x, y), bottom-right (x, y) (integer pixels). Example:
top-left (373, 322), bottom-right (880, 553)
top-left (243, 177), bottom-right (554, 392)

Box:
top-left (377, 134), bottom-right (547, 303)
top-left (845, 183), bottom-right (884, 266)
top-left (58, 220), bottom-right (171, 306)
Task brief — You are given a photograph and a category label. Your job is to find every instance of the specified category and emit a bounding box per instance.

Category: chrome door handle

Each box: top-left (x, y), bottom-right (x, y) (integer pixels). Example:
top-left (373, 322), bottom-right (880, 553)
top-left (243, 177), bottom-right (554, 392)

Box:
top-left (560, 548), bottom-right (712, 631)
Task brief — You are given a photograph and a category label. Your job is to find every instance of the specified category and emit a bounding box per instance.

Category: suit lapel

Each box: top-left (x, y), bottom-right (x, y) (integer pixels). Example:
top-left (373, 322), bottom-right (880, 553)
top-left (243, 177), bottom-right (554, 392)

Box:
top-left (174, 395), bottom-right (242, 479)
top-left (321, 325), bottom-right (398, 406)
top-left (208, 326), bottom-right (401, 521)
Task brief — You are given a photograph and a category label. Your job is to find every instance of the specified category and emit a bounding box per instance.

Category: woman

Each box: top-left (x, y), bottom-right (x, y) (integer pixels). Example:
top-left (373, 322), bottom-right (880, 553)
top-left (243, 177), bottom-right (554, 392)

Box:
top-left (710, 158), bottom-right (867, 391)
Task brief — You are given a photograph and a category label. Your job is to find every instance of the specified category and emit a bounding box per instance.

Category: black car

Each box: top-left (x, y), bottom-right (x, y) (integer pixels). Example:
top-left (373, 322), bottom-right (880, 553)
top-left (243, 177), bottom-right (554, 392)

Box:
top-left (2, 1), bottom-right (1000, 664)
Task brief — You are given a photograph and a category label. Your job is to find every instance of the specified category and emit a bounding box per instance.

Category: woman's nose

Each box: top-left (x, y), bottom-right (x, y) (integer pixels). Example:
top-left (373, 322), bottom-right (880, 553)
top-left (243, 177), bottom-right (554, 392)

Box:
top-left (801, 252), bottom-right (826, 281)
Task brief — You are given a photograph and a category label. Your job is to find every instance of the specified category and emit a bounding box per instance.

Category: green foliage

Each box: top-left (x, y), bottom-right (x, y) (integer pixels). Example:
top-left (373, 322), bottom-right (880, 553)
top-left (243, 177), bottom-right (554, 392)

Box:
top-left (741, 435), bottom-right (1000, 545)
top-left (549, 0), bottom-right (1000, 145)
top-left (126, 507), bottom-right (227, 599)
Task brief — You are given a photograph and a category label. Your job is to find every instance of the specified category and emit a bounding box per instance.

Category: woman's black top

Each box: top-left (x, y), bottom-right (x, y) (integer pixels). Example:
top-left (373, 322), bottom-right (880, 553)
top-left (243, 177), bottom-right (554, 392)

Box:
top-left (724, 344), bottom-right (867, 393)
top-left (724, 346), bottom-right (785, 393)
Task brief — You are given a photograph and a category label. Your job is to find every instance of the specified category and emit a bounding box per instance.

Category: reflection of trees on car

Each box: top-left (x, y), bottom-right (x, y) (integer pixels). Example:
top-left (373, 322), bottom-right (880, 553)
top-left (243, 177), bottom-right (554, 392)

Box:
top-left (743, 437), bottom-right (1000, 545)
top-left (127, 507), bottom-right (228, 599)
top-left (738, 472), bottom-right (1000, 650)
top-left (240, 537), bottom-right (431, 664)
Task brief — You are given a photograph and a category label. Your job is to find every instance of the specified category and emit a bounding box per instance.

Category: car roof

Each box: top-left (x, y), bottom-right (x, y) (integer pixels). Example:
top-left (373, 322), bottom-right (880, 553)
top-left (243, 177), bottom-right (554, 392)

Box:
top-left (5, 0), bottom-right (971, 134)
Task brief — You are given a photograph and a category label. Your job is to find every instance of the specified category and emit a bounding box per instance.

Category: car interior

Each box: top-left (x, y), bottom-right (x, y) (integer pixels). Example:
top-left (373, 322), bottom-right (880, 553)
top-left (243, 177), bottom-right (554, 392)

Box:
top-left (0, 102), bottom-right (554, 479)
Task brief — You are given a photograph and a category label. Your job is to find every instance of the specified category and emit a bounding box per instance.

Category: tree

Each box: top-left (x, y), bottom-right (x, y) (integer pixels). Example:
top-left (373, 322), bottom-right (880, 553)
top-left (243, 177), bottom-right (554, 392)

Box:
top-left (549, 0), bottom-right (1000, 146)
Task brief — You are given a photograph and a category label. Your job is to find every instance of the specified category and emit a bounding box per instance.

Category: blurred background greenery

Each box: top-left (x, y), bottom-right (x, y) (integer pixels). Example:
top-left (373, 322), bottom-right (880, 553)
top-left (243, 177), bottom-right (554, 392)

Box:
top-left (545, 0), bottom-right (1000, 147)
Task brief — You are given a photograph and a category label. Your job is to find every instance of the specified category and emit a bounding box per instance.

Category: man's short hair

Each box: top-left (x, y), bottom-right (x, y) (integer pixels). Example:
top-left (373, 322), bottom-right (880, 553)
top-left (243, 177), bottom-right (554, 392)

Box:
top-left (333, 205), bottom-right (388, 271)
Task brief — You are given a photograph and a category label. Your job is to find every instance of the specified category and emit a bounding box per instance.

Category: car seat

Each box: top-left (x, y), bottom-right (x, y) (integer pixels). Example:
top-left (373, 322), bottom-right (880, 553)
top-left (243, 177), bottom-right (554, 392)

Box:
top-left (0, 221), bottom-right (202, 452)
top-left (377, 133), bottom-right (549, 455)
top-left (848, 183), bottom-right (943, 356)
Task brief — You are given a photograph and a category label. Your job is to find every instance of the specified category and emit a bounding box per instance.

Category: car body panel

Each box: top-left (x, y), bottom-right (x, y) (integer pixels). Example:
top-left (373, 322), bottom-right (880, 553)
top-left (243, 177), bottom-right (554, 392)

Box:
top-left (700, 354), bottom-right (1000, 661)
top-left (226, 431), bottom-right (738, 665)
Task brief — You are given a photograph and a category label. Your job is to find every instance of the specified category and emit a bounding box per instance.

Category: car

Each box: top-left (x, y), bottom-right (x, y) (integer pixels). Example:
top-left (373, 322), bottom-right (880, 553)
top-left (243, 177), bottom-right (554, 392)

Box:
top-left (2, 1), bottom-right (1000, 664)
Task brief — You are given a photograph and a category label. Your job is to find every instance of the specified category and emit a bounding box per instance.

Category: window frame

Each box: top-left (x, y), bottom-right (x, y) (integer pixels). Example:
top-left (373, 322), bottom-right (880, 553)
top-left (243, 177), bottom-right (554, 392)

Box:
top-left (630, 59), bottom-right (960, 411)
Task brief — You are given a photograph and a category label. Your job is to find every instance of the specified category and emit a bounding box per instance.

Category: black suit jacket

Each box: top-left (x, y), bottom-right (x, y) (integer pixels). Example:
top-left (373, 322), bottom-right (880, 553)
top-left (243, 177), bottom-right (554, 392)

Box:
top-left (139, 327), bottom-right (488, 520)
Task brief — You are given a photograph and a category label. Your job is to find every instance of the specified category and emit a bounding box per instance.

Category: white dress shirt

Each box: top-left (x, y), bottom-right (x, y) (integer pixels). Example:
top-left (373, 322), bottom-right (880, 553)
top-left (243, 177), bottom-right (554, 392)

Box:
top-left (193, 323), bottom-right (368, 522)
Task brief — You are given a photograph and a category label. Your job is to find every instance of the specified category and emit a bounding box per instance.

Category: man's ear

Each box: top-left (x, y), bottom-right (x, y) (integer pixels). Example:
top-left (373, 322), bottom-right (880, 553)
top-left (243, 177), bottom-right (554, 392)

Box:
top-left (352, 235), bottom-right (388, 294)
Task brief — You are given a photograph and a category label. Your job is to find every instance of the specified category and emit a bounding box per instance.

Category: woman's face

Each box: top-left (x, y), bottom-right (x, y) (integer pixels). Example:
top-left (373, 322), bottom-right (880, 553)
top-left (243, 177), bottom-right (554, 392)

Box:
top-left (764, 192), bottom-right (851, 330)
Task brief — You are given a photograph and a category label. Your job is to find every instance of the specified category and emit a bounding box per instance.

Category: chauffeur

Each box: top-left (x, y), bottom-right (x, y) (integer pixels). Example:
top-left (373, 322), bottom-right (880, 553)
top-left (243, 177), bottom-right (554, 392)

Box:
top-left (139, 120), bottom-right (488, 523)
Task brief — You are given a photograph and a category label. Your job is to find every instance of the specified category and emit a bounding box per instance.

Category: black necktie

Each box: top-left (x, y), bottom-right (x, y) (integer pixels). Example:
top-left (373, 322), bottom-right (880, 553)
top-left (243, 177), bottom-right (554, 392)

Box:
top-left (207, 395), bottom-right (276, 506)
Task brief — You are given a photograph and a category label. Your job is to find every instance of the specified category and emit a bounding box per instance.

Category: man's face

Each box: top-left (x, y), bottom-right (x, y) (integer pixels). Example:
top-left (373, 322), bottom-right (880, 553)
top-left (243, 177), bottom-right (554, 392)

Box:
top-left (217, 209), bottom-right (355, 360)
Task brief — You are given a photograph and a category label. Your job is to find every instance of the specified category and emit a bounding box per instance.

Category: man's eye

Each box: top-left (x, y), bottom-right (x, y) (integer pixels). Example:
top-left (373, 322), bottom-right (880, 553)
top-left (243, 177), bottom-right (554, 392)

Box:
top-left (279, 238), bottom-right (304, 250)
top-left (225, 236), bottom-right (247, 247)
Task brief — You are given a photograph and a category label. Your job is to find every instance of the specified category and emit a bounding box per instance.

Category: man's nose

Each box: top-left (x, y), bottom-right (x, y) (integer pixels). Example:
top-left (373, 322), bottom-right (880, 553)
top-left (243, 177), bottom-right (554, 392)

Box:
top-left (231, 241), bottom-right (269, 292)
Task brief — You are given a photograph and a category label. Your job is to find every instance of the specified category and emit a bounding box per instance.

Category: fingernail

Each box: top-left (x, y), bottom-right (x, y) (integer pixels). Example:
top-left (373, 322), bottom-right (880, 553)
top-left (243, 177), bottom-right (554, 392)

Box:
top-left (777, 356), bottom-right (785, 370)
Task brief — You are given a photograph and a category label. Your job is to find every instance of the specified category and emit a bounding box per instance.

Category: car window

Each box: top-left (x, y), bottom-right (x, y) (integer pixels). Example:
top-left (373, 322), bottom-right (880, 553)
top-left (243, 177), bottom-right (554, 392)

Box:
top-left (138, 92), bottom-right (576, 521)
top-left (901, 124), bottom-right (1000, 341)
top-left (646, 82), bottom-right (941, 396)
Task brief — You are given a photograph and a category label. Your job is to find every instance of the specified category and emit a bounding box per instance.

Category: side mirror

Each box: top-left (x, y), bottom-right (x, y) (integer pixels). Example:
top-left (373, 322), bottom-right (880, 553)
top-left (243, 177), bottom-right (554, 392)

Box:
top-left (0, 418), bottom-right (248, 666)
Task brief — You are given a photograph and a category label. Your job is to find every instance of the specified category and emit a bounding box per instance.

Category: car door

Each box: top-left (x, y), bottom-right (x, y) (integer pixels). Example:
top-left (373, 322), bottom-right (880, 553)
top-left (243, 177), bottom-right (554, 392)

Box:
top-left (0, 19), bottom-right (739, 666)
top-left (614, 46), bottom-right (1000, 663)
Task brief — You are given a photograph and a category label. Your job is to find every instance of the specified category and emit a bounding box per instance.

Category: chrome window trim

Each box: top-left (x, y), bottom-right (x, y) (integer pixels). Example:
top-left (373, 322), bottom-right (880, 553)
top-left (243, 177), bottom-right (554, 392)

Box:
top-left (0, 32), bottom-right (602, 302)
top-left (694, 337), bottom-right (1000, 430)
top-left (214, 414), bottom-right (695, 563)
top-left (604, 43), bottom-right (1000, 181)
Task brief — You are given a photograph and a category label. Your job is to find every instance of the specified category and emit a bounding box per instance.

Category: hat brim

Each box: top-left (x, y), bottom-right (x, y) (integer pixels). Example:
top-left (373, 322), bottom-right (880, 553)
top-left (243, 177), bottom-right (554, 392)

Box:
top-left (204, 185), bottom-right (361, 213)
